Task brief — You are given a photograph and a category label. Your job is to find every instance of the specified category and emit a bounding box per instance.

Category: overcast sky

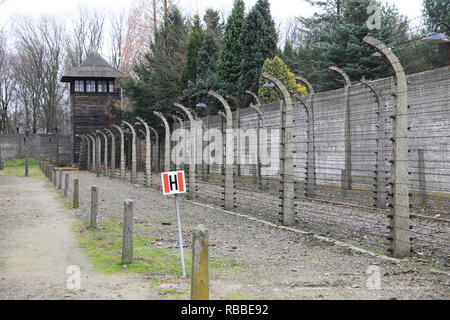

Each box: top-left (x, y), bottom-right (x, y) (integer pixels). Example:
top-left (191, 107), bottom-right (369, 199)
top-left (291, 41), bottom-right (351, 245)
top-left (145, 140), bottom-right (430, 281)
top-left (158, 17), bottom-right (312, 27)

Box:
top-left (0, 0), bottom-right (425, 29)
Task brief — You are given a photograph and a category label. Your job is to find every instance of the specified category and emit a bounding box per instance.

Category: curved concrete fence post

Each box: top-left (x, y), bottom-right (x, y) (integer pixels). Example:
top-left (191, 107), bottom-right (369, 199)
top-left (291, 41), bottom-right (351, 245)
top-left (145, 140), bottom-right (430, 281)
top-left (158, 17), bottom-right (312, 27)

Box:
top-left (138, 128), bottom-right (146, 171)
top-left (217, 111), bottom-right (227, 176)
top-left (76, 135), bottom-right (88, 170)
top-left (85, 135), bottom-right (91, 171)
top-left (226, 95), bottom-right (241, 177)
top-left (329, 66), bottom-right (352, 191)
top-left (104, 128), bottom-right (116, 179)
top-left (122, 121), bottom-right (137, 184)
top-left (153, 111), bottom-right (171, 172)
top-left (364, 36), bottom-right (410, 258)
top-left (112, 125), bottom-right (126, 180)
top-left (187, 108), bottom-right (199, 121)
top-left (261, 72), bottom-right (295, 226)
top-left (97, 130), bottom-right (108, 177)
top-left (95, 134), bottom-right (101, 177)
top-left (186, 108), bottom-right (201, 176)
top-left (168, 116), bottom-right (178, 171)
top-left (171, 115), bottom-right (184, 171)
top-left (175, 110), bottom-right (189, 174)
top-left (208, 91), bottom-right (234, 211)
top-left (95, 132), bottom-right (103, 176)
top-left (174, 103), bottom-right (197, 200)
top-left (86, 134), bottom-right (96, 174)
top-left (245, 90), bottom-right (268, 191)
top-left (136, 117), bottom-right (152, 187)
top-left (360, 77), bottom-right (387, 209)
top-left (294, 75), bottom-right (316, 198)
top-left (148, 125), bottom-right (159, 173)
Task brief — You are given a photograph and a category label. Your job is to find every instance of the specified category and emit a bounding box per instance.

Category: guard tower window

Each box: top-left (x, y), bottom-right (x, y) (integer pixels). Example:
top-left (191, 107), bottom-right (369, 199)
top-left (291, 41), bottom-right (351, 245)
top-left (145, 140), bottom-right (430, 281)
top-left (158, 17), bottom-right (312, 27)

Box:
top-left (86, 80), bottom-right (96, 92)
top-left (98, 80), bottom-right (107, 93)
top-left (74, 80), bottom-right (84, 92)
top-left (109, 80), bottom-right (117, 93)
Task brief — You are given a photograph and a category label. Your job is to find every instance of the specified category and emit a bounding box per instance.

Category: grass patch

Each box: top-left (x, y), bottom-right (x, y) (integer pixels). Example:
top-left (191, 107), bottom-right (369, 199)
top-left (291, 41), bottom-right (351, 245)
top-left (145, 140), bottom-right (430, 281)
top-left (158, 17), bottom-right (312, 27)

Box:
top-left (73, 217), bottom-right (193, 276)
top-left (53, 193), bottom-right (73, 210)
top-left (224, 292), bottom-right (253, 300)
top-left (73, 217), bottom-right (241, 279)
top-left (0, 158), bottom-right (44, 178)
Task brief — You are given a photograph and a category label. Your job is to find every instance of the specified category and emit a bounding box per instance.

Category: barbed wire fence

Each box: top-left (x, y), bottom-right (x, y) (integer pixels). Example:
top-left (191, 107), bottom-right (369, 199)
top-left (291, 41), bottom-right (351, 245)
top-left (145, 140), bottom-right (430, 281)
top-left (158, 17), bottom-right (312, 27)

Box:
top-left (75, 36), bottom-right (450, 268)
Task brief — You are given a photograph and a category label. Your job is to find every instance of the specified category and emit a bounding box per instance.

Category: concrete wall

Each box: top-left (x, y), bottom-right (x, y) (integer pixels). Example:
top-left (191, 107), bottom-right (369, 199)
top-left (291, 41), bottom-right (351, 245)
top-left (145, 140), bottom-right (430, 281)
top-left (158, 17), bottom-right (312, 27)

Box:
top-left (0, 134), bottom-right (72, 163)
top-left (200, 66), bottom-right (450, 195)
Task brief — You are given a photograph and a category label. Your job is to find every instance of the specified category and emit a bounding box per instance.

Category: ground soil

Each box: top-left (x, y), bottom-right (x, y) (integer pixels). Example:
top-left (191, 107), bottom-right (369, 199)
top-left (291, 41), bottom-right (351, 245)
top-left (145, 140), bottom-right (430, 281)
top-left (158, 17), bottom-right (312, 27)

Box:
top-left (0, 174), bottom-right (448, 300)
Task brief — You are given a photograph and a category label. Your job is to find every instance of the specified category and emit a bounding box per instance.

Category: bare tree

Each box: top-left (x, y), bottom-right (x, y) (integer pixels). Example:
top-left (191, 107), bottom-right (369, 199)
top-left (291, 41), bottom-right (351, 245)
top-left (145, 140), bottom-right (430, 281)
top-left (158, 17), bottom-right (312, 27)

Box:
top-left (0, 30), bottom-right (14, 133)
top-left (121, 0), bottom-right (173, 75)
top-left (108, 8), bottom-right (128, 70)
top-left (65, 5), bottom-right (105, 70)
top-left (12, 15), bottom-right (67, 134)
top-left (12, 16), bottom-right (45, 133)
top-left (39, 16), bottom-right (66, 133)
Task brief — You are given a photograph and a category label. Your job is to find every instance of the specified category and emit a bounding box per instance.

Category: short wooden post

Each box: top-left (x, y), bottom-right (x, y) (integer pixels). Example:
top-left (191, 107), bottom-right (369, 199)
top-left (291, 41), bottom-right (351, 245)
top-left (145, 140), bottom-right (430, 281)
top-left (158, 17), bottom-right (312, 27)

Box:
top-left (64, 173), bottom-right (69, 198)
top-left (53, 168), bottom-right (57, 186)
top-left (90, 186), bottom-right (99, 229)
top-left (73, 179), bottom-right (79, 209)
top-left (58, 169), bottom-right (63, 190)
top-left (191, 225), bottom-right (209, 300)
top-left (121, 199), bottom-right (134, 265)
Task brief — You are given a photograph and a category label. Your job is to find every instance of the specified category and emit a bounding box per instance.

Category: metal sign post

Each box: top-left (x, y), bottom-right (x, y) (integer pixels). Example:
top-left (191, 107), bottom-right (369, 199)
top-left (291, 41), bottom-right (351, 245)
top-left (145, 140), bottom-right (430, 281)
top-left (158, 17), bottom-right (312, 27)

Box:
top-left (161, 171), bottom-right (187, 277)
top-left (174, 194), bottom-right (186, 277)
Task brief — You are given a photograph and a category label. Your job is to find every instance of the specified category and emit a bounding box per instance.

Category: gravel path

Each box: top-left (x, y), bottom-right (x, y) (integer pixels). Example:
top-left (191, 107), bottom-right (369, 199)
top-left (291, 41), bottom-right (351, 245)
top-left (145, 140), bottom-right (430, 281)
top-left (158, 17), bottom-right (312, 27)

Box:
top-left (60, 171), bottom-right (449, 300)
top-left (0, 177), bottom-right (160, 300)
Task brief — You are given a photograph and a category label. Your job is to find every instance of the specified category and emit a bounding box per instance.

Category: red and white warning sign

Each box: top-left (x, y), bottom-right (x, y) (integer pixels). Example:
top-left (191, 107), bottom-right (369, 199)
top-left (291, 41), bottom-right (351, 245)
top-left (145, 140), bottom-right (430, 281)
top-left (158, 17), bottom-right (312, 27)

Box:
top-left (161, 171), bottom-right (186, 195)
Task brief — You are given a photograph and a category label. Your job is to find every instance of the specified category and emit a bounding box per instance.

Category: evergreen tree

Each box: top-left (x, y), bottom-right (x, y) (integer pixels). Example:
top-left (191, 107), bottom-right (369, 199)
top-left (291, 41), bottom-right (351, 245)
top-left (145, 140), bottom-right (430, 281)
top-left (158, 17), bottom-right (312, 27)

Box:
top-left (216, 0), bottom-right (245, 92)
top-left (179, 9), bottom-right (226, 115)
top-left (280, 41), bottom-right (300, 74)
top-left (238, 0), bottom-right (277, 102)
top-left (258, 56), bottom-right (307, 104)
top-left (414, 0), bottom-right (450, 72)
top-left (284, 0), bottom-right (409, 92)
top-left (422, 0), bottom-right (450, 30)
top-left (196, 8), bottom-right (222, 80)
top-left (121, 7), bottom-right (188, 124)
top-left (180, 15), bottom-right (204, 89)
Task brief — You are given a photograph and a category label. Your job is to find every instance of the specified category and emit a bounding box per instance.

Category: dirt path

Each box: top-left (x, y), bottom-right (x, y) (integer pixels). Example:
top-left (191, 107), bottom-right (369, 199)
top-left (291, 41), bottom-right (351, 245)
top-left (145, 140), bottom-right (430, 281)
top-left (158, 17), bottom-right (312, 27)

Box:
top-left (67, 171), bottom-right (449, 300)
top-left (0, 177), bottom-right (156, 300)
top-left (0, 175), bottom-right (449, 300)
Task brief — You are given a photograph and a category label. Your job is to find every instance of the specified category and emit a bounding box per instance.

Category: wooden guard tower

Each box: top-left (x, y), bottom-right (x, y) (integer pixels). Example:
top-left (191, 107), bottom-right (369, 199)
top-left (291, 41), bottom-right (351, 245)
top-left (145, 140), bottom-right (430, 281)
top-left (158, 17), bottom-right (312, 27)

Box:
top-left (61, 52), bottom-right (125, 164)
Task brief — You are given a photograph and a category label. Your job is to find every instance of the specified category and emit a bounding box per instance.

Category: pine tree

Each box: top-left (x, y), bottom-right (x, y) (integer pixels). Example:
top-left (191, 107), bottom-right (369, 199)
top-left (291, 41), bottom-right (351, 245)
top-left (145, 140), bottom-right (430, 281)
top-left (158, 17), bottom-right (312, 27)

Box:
top-left (284, 0), bottom-right (410, 92)
top-left (216, 0), bottom-right (245, 92)
top-left (238, 0), bottom-right (277, 102)
top-left (179, 9), bottom-right (225, 115)
top-left (196, 8), bottom-right (222, 80)
top-left (422, 0), bottom-right (450, 30)
top-left (280, 41), bottom-right (300, 73)
top-left (121, 7), bottom-right (188, 123)
top-left (180, 15), bottom-right (204, 89)
top-left (258, 56), bottom-right (308, 104)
